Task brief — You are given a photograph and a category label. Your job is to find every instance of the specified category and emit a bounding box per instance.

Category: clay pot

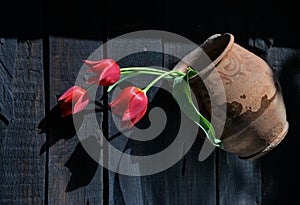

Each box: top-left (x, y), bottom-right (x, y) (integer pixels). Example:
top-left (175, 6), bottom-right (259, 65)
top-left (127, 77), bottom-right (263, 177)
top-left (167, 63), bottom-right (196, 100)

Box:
top-left (173, 33), bottom-right (289, 160)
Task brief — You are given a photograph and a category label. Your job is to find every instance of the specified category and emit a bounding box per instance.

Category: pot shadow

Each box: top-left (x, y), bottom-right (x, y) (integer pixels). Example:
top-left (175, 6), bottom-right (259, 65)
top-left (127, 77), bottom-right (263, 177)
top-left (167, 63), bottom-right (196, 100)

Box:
top-left (260, 49), bottom-right (300, 204)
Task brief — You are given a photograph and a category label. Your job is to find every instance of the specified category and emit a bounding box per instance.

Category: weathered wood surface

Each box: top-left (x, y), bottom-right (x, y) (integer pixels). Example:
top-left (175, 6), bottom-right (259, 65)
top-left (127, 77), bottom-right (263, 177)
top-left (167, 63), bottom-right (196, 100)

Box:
top-left (164, 38), bottom-right (217, 205)
top-left (48, 38), bottom-right (103, 204)
top-left (1, 0), bottom-right (300, 202)
top-left (217, 151), bottom-right (261, 205)
top-left (0, 38), bottom-right (17, 128)
top-left (106, 33), bottom-right (217, 205)
top-left (260, 48), bottom-right (300, 205)
top-left (0, 39), bottom-right (45, 204)
top-left (0, 35), bottom-right (299, 205)
top-left (106, 36), bottom-right (165, 205)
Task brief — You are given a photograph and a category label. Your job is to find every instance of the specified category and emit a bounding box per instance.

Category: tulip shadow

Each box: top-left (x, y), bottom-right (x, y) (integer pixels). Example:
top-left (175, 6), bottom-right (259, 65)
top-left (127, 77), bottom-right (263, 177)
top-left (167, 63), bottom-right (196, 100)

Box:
top-left (108, 83), bottom-right (190, 203)
top-left (37, 103), bottom-right (78, 155)
top-left (37, 81), bottom-right (186, 192)
top-left (37, 96), bottom-right (103, 192)
top-left (108, 82), bottom-right (182, 157)
top-left (37, 99), bottom-right (103, 155)
top-left (64, 135), bottom-right (101, 192)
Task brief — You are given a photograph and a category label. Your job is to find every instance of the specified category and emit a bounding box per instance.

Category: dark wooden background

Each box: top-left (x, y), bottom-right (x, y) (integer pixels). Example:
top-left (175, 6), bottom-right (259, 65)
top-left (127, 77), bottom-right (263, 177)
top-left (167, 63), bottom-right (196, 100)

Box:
top-left (1, 0), bottom-right (300, 204)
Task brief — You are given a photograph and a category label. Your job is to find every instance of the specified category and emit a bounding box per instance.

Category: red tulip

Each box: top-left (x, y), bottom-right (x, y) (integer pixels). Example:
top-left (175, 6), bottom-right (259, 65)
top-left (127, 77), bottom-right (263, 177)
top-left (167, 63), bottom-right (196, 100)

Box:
top-left (109, 86), bottom-right (148, 128)
top-left (83, 59), bottom-right (120, 86)
top-left (58, 86), bottom-right (90, 117)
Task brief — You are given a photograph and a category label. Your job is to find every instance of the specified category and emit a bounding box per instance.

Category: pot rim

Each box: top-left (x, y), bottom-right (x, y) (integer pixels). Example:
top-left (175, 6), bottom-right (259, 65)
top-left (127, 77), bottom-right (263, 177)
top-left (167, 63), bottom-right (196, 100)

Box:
top-left (173, 33), bottom-right (235, 77)
top-left (197, 33), bottom-right (235, 76)
top-left (208, 33), bottom-right (234, 66)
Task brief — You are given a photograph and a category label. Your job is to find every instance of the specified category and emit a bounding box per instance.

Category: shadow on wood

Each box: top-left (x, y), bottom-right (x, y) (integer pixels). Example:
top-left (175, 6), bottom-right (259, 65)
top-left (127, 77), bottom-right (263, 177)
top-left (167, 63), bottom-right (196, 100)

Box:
top-left (36, 95), bottom-right (104, 192)
top-left (64, 136), bottom-right (100, 192)
top-left (36, 103), bottom-right (80, 155)
top-left (37, 95), bottom-right (103, 155)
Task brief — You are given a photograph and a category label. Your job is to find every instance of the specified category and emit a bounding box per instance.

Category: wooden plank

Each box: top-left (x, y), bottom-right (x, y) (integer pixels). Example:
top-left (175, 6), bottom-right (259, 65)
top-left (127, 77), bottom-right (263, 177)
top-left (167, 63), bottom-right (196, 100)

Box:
top-left (163, 38), bottom-right (217, 205)
top-left (217, 151), bottom-right (261, 205)
top-left (163, 33), bottom-right (262, 205)
top-left (203, 31), bottom-right (262, 205)
top-left (106, 32), bottom-right (217, 205)
top-left (107, 35), bottom-right (166, 204)
top-left (260, 47), bottom-right (300, 204)
top-left (48, 37), bottom-right (103, 204)
top-left (0, 38), bottom-right (17, 77)
top-left (0, 39), bottom-right (45, 204)
top-left (0, 38), bottom-right (17, 128)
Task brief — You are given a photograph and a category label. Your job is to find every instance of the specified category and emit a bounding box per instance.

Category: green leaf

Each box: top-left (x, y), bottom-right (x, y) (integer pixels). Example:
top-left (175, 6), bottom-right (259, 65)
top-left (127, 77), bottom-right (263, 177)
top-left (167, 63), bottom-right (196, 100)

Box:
top-left (172, 72), bottom-right (223, 147)
top-left (186, 66), bottom-right (198, 79)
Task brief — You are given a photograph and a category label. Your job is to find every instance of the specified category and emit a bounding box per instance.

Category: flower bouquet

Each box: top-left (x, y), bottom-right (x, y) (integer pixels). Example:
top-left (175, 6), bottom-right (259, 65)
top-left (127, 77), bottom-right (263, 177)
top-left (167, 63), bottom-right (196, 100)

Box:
top-left (56, 58), bottom-right (222, 147)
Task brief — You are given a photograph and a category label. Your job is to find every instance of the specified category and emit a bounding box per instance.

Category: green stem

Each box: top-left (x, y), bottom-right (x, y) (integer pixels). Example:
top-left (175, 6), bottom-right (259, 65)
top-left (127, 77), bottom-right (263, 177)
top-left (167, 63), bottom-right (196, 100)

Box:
top-left (120, 70), bottom-right (179, 78)
top-left (86, 83), bottom-right (96, 91)
top-left (121, 70), bottom-right (164, 75)
top-left (120, 67), bottom-right (168, 73)
top-left (143, 70), bottom-right (182, 93)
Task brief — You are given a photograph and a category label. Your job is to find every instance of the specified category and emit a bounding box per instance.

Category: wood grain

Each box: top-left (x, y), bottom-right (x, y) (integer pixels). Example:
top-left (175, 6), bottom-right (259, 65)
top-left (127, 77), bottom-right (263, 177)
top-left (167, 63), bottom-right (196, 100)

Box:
top-left (164, 39), bottom-right (217, 205)
top-left (48, 37), bottom-right (103, 204)
top-left (217, 151), bottom-right (262, 205)
top-left (0, 38), bottom-right (17, 127)
top-left (0, 39), bottom-right (45, 204)
top-left (0, 4), bottom-right (298, 204)
top-left (107, 36), bottom-right (165, 204)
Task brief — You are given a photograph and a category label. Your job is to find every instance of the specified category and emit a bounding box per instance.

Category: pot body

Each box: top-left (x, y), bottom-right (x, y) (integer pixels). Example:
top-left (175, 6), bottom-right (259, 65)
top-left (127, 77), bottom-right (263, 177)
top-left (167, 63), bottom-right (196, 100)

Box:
top-left (174, 33), bottom-right (289, 159)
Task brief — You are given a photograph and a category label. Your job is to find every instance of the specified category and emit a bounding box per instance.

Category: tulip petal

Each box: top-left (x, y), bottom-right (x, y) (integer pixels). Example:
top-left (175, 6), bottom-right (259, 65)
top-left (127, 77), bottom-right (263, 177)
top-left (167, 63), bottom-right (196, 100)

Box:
top-left (57, 86), bottom-right (88, 117)
top-left (60, 102), bottom-right (73, 117)
top-left (84, 59), bottom-right (116, 68)
top-left (92, 61), bottom-right (114, 70)
top-left (86, 75), bottom-right (99, 85)
top-left (73, 93), bottom-right (90, 114)
top-left (83, 59), bottom-right (104, 66)
top-left (85, 59), bottom-right (120, 86)
top-left (110, 98), bottom-right (130, 116)
top-left (99, 66), bottom-right (120, 86)
top-left (121, 110), bottom-right (132, 122)
top-left (121, 120), bottom-right (132, 128)
top-left (58, 86), bottom-right (79, 102)
top-left (127, 93), bottom-right (148, 126)
top-left (109, 86), bottom-right (148, 128)
top-left (109, 87), bottom-right (137, 112)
